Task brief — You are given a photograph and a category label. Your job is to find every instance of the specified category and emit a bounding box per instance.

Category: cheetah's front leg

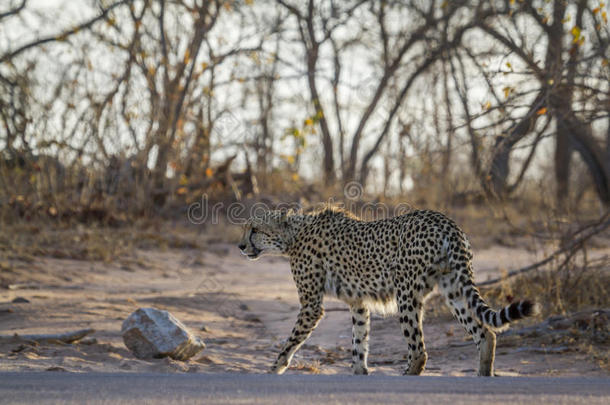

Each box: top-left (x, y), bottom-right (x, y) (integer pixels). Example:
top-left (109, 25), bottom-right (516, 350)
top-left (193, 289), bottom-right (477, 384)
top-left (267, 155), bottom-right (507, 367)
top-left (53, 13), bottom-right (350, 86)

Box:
top-left (350, 305), bottom-right (370, 375)
top-left (270, 304), bottom-right (324, 374)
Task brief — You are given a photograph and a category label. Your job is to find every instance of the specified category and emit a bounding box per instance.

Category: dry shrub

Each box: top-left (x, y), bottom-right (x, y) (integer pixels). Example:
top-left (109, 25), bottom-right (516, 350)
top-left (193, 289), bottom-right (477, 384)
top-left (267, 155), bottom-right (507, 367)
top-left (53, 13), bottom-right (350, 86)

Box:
top-left (0, 221), bottom-right (203, 263)
top-left (487, 267), bottom-right (610, 371)
top-left (485, 264), bottom-right (610, 320)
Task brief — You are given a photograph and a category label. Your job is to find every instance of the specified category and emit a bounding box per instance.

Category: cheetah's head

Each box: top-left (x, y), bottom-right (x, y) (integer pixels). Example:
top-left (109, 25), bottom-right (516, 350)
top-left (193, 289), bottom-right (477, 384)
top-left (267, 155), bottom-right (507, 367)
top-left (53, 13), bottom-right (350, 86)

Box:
top-left (238, 210), bottom-right (295, 260)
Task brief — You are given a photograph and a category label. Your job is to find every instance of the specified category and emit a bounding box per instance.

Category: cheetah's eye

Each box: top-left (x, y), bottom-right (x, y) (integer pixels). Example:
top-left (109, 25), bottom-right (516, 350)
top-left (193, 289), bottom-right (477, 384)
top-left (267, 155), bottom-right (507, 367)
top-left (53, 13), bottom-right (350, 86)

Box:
top-left (252, 228), bottom-right (270, 237)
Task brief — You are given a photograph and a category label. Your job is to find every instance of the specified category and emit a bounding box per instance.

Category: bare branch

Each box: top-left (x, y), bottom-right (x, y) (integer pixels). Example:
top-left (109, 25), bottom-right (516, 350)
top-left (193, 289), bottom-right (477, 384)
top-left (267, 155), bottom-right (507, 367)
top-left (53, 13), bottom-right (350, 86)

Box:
top-left (0, 0), bottom-right (26, 21)
top-left (0, 0), bottom-right (131, 64)
top-left (479, 213), bottom-right (610, 287)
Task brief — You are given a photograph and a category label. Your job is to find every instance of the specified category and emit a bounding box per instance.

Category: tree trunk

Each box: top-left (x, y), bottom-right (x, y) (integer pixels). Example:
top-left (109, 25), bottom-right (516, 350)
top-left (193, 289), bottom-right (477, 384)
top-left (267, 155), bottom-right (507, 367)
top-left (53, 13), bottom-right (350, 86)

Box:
top-left (554, 125), bottom-right (571, 205)
top-left (557, 116), bottom-right (610, 205)
top-left (306, 49), bottom-right (335, 186)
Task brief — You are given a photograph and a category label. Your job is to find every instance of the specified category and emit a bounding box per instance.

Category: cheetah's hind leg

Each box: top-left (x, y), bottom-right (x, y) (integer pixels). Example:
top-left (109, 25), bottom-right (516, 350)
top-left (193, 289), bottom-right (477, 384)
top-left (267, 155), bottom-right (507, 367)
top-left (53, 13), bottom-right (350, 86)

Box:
top-left (439, 273), bottom-right (496, 376)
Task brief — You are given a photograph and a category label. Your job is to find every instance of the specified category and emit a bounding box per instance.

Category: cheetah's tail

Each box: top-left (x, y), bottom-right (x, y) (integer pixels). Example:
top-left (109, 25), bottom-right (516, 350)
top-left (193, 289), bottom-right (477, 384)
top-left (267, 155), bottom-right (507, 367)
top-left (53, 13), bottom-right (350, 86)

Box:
top-left (462, 284), bottom-right (538, 330)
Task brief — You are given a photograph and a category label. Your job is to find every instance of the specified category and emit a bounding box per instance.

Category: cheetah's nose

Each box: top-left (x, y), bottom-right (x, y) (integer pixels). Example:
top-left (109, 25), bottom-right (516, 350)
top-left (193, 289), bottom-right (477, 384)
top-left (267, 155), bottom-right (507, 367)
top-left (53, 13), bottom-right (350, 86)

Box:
top-left (238, 243), bottom-right (246, 251)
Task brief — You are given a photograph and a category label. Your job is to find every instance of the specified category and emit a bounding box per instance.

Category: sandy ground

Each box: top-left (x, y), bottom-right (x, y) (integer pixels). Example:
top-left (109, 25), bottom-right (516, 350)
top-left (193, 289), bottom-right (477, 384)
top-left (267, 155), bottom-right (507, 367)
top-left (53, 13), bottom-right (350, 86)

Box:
top-left (0, 237), bottom-right (608, 376)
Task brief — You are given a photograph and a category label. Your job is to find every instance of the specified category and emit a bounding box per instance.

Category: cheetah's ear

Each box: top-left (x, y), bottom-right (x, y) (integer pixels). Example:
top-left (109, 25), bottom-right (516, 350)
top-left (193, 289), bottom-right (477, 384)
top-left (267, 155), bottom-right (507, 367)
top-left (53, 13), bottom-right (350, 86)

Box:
top-left (278, 210), bottom-right (287, 222)
top-left (278, 209), bottom-right (290, 228)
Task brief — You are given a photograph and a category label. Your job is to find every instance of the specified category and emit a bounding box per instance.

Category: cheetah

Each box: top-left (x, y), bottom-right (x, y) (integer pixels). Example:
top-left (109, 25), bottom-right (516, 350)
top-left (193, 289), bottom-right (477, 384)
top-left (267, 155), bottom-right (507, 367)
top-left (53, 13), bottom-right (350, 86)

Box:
top-left (238, 207), bottom-right (536, 376)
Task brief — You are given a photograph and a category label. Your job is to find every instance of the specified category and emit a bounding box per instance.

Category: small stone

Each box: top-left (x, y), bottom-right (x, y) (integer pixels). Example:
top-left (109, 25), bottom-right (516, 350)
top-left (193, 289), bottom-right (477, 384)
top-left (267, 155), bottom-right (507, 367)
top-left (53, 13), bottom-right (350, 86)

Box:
top-left (11, 297), bottom-right (30, 303)
top-left (239, 303), bottom-right (250, 311)
top-left (121, 307), bottom-right (205, 361)
top-left (79, 337), bottom-right (98, 345)
top-left (46, 366), bottom-right (67, 372)
top-left (244, 314), bottom-right (262, 323)
top-left (200, 325), bottom-right (209, 332)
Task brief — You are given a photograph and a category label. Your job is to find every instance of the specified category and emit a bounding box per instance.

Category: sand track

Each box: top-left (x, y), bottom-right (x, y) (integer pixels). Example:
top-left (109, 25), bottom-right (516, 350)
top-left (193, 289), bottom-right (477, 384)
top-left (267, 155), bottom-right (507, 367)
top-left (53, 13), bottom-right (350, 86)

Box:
top-left (0, 242), bottom-right (607, 376)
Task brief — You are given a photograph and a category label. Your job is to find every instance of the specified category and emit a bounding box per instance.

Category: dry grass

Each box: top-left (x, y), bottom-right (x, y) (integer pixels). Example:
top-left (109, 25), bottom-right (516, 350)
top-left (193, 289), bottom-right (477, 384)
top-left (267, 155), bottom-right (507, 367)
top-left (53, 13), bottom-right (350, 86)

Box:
top-left (485, 265), bottom-right (610, 321)
top-left (482, 260), bottom-right (609, 366)
top-left (292, 359), bottom-right (322, 374)
top-left (0, 221), bottom-right (204, 263)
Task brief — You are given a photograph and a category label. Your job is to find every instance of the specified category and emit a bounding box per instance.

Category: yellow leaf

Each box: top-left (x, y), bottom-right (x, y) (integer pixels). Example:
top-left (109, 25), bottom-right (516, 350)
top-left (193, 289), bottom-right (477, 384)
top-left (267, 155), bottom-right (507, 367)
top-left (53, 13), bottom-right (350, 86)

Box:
top-left (571, 26), bottom-right (581, 43)
top-left (548, 79), bottom-right (554, 85)
top-left (602, 11), bottom-right (607, 23)
top-left (561, 15), bottom-right (571, 23)
top-left (506, 61), bottom-right (512, 69)
top-left (593, 7), bottom-right (600, 14)
top-left (304, 118), bottom-right (313, 126)
top-left (280, 154), bottom-right (295, 164)
top-left (179, 174), bottom-right (188, 185)
top-left (483, 101), bottom-right (491, 110)
top-left (176, 187), bottom-right (188, 195)
top-left (248, 51), bottom-right (260, 64)
top-left (502, 86), bottom-right (513, 98)
top-left (245, 0), bottom-right (253, 4)
top-left (183, 49), bottom-right (191, 64)
top-left (536, 107), bottom-right (547, 115)
top-left (291, 173), bottom-right (299, 181)
top-left (201, 62), bottom-right (208, 70)
top-left (205, 167), bottom-right (213, 178)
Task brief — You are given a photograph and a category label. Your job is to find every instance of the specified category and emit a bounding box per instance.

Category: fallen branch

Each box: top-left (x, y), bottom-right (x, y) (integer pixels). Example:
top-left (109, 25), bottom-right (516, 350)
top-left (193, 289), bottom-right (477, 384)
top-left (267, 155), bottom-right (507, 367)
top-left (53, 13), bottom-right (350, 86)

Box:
top-left (479, 212), bottom-right (610, 287)
top-left (501, 309), bottom-right (608, 338)
top-left (0, 328), bottom-right (95, 344)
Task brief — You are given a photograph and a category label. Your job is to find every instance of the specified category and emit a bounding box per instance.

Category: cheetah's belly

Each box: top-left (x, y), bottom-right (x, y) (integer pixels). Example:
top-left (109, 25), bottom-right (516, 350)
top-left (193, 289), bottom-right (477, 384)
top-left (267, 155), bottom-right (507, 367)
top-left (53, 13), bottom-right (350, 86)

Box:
top-left (323, 266), bottom-right (397, 315)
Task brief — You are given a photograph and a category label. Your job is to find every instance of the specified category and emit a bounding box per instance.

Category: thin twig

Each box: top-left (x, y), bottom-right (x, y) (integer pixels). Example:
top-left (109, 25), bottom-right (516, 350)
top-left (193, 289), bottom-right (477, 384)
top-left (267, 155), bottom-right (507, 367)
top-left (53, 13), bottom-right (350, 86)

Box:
top-left (0, 328), bottom-right (95, 344)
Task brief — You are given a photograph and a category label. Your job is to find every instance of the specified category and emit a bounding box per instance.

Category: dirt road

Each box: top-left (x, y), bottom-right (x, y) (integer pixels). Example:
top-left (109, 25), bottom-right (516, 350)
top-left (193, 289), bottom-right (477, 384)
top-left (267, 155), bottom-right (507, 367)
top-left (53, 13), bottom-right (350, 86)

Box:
top-left (1, 237), bottom-right (608, 376)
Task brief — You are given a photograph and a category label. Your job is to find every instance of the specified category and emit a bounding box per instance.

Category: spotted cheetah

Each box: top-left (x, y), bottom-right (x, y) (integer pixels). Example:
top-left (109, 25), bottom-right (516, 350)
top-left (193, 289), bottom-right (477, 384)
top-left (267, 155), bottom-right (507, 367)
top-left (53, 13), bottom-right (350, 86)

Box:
top-left (238, 208), bottom-right (536, 376)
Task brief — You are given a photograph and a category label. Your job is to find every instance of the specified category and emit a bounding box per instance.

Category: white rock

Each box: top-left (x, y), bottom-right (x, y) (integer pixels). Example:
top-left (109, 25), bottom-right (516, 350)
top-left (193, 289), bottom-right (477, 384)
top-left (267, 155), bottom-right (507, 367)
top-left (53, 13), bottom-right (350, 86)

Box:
top-left (121, 308), bottom-right (205, 361)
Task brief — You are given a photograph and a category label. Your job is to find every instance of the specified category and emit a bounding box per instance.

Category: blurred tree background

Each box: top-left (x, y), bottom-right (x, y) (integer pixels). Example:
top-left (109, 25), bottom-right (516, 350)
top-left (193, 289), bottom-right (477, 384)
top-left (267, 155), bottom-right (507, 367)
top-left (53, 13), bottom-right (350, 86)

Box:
top-left (0, 0), bottom-right (608, 221)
